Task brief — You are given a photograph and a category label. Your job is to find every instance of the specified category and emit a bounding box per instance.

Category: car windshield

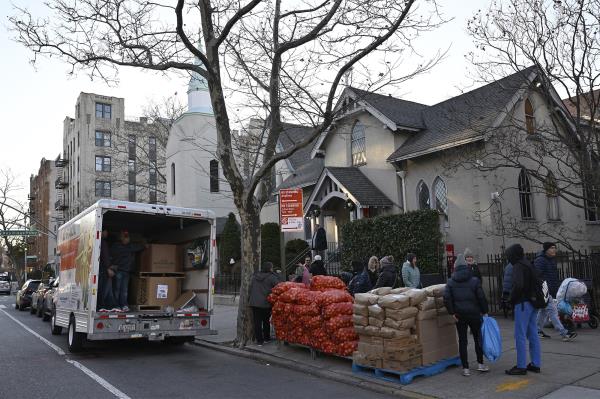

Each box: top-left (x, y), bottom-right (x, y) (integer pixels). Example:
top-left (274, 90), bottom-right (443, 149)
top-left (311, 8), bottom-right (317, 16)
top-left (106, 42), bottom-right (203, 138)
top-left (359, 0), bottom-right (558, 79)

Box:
top-left (0, 275), bottom-right (9, 282)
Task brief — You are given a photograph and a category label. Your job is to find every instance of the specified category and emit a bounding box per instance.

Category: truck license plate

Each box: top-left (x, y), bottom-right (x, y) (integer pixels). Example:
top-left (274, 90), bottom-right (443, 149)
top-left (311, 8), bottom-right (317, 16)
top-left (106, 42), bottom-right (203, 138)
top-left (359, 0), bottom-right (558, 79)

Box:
top-left (119, 324), bottom-right (136, 332)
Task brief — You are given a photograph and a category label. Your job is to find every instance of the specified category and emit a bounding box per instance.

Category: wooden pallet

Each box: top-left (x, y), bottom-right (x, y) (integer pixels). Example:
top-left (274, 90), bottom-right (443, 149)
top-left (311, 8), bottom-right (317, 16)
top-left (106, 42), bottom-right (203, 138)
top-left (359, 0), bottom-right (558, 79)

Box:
top-left (352, 356), bottom-right (461, 385)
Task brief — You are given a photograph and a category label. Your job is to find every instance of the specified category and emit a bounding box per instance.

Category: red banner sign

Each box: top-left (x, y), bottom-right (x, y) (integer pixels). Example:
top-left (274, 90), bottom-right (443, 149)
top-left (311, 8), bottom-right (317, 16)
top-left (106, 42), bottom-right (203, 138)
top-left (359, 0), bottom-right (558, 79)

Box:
top-left (279, 189), bottom-right (304, 232)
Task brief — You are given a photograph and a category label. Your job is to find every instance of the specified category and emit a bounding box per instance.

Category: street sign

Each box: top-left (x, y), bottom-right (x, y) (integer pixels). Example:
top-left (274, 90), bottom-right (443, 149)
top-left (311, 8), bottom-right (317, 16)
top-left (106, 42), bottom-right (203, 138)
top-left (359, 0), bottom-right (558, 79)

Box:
top-left (0, 230), bottom-right (38, 237)
top-left (279, 188), bottom-right (304, 232)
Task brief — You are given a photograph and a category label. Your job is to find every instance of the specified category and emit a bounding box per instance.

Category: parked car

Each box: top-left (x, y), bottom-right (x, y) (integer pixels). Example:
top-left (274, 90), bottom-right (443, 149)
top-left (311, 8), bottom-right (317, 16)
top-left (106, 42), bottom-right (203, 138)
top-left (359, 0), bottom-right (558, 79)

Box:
top-left (15, 279), bottom-right (41, 311)
top-left (31, 281), bottom-right (53, 316)
top-left (41, 277), bottom-right (59, 321)
top-left (0, 272), bottom-right (11, 295)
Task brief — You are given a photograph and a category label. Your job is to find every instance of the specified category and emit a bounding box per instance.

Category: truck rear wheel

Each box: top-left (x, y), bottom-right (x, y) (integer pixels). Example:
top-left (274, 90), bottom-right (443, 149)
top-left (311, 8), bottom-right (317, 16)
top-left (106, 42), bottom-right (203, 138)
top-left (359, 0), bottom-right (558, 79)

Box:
top-left (51, 309), bottom-right (63, 335)
top-left (68, 316), bottom-right (86, 353)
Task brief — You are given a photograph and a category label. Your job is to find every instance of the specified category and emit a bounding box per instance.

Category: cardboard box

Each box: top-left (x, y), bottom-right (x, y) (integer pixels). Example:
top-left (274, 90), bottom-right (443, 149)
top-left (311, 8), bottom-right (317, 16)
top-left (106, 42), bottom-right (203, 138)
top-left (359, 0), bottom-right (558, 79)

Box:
top-left (383, 336), bottom-right (418, 351)
top-left (173, 290), bottom-right (196, 310)
top-left (131, 276), bottom-right (180, 307)
top-left (353, 352), bottom-right (382, 368)
top-left (422, 343), bottom-right (458, 365)
top-left (382, 357), bottom-right (422, 372)
top-left (358, 335), bottom-right (384, 345)
top-left (140, 244), bottom-right (180, 273)
top-left (357, 341), bottom-right (384, 357)
top-left (383, 345), bottom-right (423, 361)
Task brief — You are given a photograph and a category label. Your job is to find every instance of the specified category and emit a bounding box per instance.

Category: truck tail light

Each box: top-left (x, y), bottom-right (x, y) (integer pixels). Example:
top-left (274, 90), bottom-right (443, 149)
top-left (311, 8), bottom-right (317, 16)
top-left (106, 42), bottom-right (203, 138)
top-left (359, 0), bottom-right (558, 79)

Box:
top-left (96, 322), bottom-right (104, 330)
top-left (200, 319), bottom-right (208, 327)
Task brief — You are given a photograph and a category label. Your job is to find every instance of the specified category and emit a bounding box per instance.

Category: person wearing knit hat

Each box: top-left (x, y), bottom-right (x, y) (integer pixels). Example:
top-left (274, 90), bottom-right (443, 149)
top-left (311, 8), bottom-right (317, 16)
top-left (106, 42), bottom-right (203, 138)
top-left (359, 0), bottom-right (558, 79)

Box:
top-left (374, 256), bottom-right (399, 288)
top-left (444, 253), bottom-right (489, 376)
top-left (535, 242), bottom-right (577, 342)
top-left (463, 248), bottom-right (482, 281)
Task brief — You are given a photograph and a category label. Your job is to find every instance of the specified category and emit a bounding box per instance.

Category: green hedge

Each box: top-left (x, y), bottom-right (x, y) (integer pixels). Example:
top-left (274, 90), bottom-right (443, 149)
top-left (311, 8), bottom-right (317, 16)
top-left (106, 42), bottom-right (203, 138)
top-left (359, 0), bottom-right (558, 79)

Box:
top-left (261, 223), bottom-right (281, 269)
top-left (340, 210), bottom-right (443, 274)
top-left (219, 212), bottom-right (241, 272)
top-left (285, 239), bottom-right (310, 269)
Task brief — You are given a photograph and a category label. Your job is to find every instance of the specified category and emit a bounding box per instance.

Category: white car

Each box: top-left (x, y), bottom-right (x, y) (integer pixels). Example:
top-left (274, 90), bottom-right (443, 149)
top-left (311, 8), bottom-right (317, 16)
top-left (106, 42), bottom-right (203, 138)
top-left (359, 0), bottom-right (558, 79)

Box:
top-left (0, 273), bottom-right (11, 295)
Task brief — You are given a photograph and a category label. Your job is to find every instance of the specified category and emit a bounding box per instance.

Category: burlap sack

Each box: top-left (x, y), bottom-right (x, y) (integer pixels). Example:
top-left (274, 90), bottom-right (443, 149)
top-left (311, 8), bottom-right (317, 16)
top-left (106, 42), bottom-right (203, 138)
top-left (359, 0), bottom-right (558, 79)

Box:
top-left (355, 293), bottom-right (379, 306)
top-left (435, 297), bottom-right (445, 308)
top-left (385, 306), bottom-right (419, 321)
top-left (354, 325), bottom-right (366, 335)
top-left (364, 325), bottom-right (382, 336)
top-left (353, 314), bottom-right (369, 326)
top-left (425, 284), bottom-right (446, 298)
top-left (368, 317), bottom-right (384, 328)
top-left (378, 294), bottom-right (410, 309)
top-left (368, 304), bottom-right (385, 320)
top-left (404, 289), bottom-right (428, 306)
top-left (380, 327), bottom-right (410, 339)
top-left (390, 287), bottom-right (410, 294)
top-left (369, 287), bottom-right (392, 296)
top-left (353, 304), bottom-right (369, 317)
top-left (417, 297), bottom-right (436, 311)
top-left (384, 317), bottom-right (416, 330)
top-left (436, 307), bottom-right (449, 315)
top-left (416, 308), bottom-right (437, 320)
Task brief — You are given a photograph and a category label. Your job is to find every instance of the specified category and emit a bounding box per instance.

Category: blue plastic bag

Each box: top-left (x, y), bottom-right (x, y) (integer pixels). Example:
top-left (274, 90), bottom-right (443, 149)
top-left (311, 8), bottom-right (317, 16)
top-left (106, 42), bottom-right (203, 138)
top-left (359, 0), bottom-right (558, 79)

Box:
top-left (481, 316), bottom-right (502, 363)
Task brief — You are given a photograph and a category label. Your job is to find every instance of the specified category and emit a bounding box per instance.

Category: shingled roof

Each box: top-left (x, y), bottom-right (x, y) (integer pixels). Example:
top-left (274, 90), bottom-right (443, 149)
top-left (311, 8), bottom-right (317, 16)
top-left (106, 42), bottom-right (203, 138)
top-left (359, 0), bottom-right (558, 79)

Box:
top-left (387, 66), bottom-right (537, 161)
top-left (326, 167), bottom-right (393, 207)
top-left (279, 123), bottom-right (317, 170)
top-left (350, 88), bottom-right (428, 130)
top-left (277, 157), bottom-right (324, 190)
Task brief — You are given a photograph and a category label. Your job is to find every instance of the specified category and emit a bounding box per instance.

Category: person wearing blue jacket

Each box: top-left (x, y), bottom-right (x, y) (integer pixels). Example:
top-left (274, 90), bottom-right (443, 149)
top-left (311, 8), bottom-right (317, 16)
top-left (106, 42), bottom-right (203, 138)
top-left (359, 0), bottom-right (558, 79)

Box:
top-left (535, 242), bottom-right (577, 341)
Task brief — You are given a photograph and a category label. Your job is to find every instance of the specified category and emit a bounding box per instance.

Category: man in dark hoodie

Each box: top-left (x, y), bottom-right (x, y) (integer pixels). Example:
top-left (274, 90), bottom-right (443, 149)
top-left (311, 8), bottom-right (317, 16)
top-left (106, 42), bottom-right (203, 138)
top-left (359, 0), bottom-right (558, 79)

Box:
top-left (535, 242), bottom-right (576, 341)
top-left (110, 230), bottom-right (145, 312)
top-left (444, 254), bottom-right (489, 376)
top-left (505, 243), bottom-right (541, 375)
top-left (374, 256), bottom-right (398, 288)
top-left (249, 262), bottom-right (281, 345)
top-left (309, 255), bottom-right (327, 276)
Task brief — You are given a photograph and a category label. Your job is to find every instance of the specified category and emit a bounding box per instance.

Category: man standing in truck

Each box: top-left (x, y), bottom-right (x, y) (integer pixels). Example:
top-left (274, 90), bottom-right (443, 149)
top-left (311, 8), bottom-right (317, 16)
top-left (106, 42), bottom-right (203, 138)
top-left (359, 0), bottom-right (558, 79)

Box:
top-left (110, 230), bottom-right (145, 312)
top-left (98, 229), bottom-right (116, 311)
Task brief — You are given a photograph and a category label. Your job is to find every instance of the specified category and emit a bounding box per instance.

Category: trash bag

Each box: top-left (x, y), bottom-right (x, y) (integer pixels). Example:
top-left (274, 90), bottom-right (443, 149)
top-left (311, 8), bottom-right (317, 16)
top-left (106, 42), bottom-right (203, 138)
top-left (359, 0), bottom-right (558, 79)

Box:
top-left (481, 316), bottom-right (502, 363)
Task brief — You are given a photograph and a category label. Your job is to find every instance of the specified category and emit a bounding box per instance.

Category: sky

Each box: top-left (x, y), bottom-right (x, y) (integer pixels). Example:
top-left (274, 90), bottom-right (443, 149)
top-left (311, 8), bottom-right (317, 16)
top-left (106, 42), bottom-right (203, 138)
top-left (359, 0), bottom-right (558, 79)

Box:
top-left (0, 0), bottom-right (491, 204)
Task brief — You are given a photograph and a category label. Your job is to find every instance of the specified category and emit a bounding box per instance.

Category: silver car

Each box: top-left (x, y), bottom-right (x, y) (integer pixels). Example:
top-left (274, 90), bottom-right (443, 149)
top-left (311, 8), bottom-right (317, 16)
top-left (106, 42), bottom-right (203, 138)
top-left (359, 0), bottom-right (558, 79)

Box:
top-left (0, 273), bottom-right (11, 295)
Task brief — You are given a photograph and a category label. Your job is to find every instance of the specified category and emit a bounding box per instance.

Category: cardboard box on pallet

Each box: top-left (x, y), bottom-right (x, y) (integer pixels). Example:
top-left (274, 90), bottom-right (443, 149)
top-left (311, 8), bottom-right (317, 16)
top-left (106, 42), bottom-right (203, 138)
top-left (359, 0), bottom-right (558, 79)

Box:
top-left (382, 356), bottom-right (422, 372)
top-left (131, 276), bottom-right (180, 307)
top-left (383, 335), bottom-right (418, 351)
top-left (422, 345), bottom-right (458, 365)
top-left (357, 341), bottom-right (384, 358)
top-left (416, 318), bottom-right (458, 364)
top-left (353, 351), bottom-right (383, 368)
top-left (383, 344), bottom-right (423, 362)
top-left (139, 244), bottom-right (181, 273)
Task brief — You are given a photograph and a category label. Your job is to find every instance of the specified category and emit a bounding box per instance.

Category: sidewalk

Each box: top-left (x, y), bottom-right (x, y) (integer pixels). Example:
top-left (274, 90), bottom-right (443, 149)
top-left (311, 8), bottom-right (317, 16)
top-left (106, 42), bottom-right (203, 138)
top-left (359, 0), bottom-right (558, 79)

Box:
top-left (200, 305), bottom-right (600, 399)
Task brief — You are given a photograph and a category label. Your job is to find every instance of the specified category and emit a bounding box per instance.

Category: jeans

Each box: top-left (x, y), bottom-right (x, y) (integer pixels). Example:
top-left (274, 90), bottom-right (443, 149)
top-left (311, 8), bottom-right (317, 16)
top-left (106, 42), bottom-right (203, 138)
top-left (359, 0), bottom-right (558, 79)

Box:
top-left (514, 301), bottom-right (541, 368)
top-left (252, 307), bottom-right (272, 344)
top-left (114, 271), bottom-right (130, 308)
top-left (537, 295), bottom-right (567, 336)
top-left (455, 316), bottom-right (484, 369)
top-left (98, 270), bottom-right (116, 309)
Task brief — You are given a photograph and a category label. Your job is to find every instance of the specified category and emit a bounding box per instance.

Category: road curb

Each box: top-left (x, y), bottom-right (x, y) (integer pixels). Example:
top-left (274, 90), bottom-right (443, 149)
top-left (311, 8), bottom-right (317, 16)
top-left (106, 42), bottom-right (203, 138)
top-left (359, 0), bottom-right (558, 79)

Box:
top-left (193, 339), bottom-right (435, 399)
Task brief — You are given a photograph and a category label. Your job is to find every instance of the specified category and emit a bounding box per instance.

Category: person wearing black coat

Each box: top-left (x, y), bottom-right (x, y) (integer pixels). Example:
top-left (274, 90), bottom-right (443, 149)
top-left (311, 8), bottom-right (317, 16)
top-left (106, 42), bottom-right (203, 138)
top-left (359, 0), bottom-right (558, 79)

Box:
top-left (374, 256), bottom-right (398, 288)
top-left (312, 225), bottom-right (327, 252)
top-left (309, 255), bottom-right (327, 276)
top-left (249, 262), bottom-right (282, 345)
top-left (505, 243), bottom-right (542, 375)
top-left (444, 254), bottom-right (489, 375)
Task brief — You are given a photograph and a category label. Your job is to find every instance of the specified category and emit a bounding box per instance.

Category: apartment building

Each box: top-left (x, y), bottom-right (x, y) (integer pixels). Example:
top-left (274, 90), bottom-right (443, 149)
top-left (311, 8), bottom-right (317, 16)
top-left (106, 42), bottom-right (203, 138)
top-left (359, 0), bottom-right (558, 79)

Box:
top-left (56, 92), bottom-right (167, 222)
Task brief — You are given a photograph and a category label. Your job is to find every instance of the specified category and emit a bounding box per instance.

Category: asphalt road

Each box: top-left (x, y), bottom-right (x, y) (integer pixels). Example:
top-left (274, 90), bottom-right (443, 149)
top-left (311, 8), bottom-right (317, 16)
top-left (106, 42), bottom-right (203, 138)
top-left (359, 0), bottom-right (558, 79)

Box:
top-left (0, 294), bottom-right (395, 399)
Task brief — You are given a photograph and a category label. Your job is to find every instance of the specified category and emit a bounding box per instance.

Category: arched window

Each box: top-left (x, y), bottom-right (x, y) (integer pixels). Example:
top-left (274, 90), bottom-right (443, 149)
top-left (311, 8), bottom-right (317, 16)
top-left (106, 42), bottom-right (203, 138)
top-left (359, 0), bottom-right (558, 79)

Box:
top-left (210, 160), bottom-right (220, 193)
top-left (525, 98), bottom-right (536, 134)
top-left (518, 169), bottom-right (534, 219)
top-left (417, 180), bottom-right (430, 210)
top-left (546, 172), bottom-right (560, 221)
top-left (171, 163), bottom-right (176, 195)
top-left (433, 177), bottom-right (448, 219)
top-left (351, 122), bottom-right (367, 166)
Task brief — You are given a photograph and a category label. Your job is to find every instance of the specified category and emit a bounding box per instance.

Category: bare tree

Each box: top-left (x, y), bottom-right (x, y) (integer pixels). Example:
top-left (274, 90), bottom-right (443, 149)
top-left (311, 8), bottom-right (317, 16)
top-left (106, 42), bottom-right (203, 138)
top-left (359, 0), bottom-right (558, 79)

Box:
top-left (10, 0), bottom-right (444, 345)
top-left (440, 0), bottom-right (600, 248)
top-left (107, 96), bottom-right (185, 202)
top-left (0, 169), bottom-right (27, 281)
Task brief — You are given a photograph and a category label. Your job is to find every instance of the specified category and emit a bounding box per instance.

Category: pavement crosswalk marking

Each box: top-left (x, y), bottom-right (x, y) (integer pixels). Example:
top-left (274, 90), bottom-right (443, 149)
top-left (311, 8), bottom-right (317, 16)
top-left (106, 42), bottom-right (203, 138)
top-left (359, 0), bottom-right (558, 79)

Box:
top-left (0, 308), bottom-right (131, 399)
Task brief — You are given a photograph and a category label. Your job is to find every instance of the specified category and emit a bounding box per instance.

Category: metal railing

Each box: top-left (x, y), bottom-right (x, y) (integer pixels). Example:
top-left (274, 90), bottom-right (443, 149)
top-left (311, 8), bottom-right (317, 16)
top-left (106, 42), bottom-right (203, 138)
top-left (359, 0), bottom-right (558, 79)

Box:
top-left (214, 273), bottom-right (241, 296)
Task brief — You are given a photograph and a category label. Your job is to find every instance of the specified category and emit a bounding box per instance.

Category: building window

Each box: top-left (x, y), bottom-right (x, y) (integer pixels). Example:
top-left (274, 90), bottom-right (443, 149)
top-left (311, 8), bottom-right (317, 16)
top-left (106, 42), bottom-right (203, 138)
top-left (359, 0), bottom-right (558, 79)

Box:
top-left (149, 136), bottom-right (157, 161)
top-left (171, 163), bottom-right (176, 195)
top-left (433, 177), bottom-right (448, 220)
top-left (417, 180), bottom-right (430, 210)
top-left (149, 167), bottom-right (157, 185)
top-left (351, 122), bottom-right (367, 166)
top-left (95, 156), bottom-right (111, 172)
top-left (95, 102), bottom-right (112, 119)
top-left (210, 160), bottom-right (219, 193)
top-left (95, 131), bottom-right (111, 147)
top-left (128, 184), bottom-right (136, 202)
top-left (95, 180), bottom-right (111, 197)
top-left (149, 185), bottom-right (157, 204)
top-left (128, 159), bottom-right (136, 173)
top-left (128, 135), bottom-right (136, 160)
top-left (525, 98), bottom-right (535, 135)
top-left (518, 169), bottom-right (534, 219)
top-left (545, 172), bottom-right (560, 221)
top-left (585, 185), bottom-right (599, 222)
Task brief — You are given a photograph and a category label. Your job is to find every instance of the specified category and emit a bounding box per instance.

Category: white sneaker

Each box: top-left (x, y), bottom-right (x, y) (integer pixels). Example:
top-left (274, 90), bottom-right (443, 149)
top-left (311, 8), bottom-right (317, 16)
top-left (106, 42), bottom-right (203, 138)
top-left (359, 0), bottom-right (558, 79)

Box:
top-left (477, 364), bottom-right (490, 372)
top-left (122, 306), bottom-right (130, 312)
top-left (462, 368), bottom-right (471, 376)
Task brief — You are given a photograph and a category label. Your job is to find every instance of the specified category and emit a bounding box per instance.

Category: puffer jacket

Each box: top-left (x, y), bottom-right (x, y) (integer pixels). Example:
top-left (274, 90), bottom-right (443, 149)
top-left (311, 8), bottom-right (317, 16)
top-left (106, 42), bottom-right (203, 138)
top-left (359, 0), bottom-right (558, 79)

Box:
top-left (249, 271), bottom-right (281, 308)
top-left (374, 257), bottom-right (398, 288)
top-left (444, 255), bottom-right (488, 317)
top-left (506, 244), bottom-right (535, 306)
top-left (534, 251), bottom-right (560, 297)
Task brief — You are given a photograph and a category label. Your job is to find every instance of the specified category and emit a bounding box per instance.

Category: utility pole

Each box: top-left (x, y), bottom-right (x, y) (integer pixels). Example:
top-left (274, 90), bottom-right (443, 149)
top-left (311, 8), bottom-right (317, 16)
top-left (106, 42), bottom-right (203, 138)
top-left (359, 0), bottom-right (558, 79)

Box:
top-left (23, 213), bottom-right (27, 281)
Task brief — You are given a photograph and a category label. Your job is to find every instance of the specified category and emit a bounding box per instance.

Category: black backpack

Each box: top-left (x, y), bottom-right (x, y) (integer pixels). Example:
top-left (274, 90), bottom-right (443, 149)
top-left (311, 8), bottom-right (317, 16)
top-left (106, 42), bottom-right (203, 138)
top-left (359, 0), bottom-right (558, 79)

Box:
top-left (528, 263), bottom-right (550, 309)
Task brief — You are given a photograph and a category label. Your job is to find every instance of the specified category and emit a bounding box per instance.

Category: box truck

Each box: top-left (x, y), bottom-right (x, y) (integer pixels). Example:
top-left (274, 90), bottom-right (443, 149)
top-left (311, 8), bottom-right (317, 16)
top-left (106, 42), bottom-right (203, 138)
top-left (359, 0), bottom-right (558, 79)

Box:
top-left (52, 200), bottom-right (216, 352)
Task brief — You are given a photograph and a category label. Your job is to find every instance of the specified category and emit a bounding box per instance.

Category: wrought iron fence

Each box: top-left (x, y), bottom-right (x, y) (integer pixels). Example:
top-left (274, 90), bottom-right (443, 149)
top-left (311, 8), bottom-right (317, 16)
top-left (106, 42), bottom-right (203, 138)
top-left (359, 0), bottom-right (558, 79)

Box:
top-left (480, 251), bottom-right (600, 315)
top-left (214, 273), bottom-right (241, 296)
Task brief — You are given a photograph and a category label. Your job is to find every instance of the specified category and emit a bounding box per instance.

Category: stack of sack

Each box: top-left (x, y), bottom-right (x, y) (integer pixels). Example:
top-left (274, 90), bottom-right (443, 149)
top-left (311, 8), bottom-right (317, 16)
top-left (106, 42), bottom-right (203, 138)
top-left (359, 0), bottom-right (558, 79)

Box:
top-left (268, 277), bottom-right (358, 356)
top-left (352, 287), bottom-right (425, 371)
top-left (416, 284), bottom-right (459, 365)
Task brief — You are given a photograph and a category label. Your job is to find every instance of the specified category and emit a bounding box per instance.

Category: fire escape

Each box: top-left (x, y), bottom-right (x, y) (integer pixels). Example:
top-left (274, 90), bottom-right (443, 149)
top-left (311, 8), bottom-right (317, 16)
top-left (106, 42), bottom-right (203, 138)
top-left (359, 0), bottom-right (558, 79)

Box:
top-left (54, 154), bottom-right (69, 223)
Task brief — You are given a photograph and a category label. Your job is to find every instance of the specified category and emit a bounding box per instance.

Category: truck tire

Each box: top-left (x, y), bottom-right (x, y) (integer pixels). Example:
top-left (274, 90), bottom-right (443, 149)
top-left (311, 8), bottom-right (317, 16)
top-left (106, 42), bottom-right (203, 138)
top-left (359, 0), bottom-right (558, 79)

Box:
top-left (68, 316), bottom-right (85, 353)
top-left (51, 309), bottom-right (63, 335)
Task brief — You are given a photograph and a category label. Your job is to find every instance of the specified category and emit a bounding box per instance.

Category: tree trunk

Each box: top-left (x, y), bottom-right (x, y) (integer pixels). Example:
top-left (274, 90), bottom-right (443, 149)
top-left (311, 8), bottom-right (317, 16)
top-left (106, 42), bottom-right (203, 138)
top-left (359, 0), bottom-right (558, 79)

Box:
top-left (234, 203), bottom-right (261, 347)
